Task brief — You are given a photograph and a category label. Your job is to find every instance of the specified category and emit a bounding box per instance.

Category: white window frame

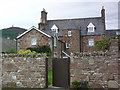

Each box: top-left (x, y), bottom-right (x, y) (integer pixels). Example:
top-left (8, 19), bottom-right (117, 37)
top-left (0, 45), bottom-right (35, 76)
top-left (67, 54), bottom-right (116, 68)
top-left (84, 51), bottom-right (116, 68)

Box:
top-left (31, 37), bottom-right (37, 46)
top-left (66, 43), bottom-right (70, 48)
top-left (68, 31), bottom-right (72, 37)
top-left (51, 24), bottom-right (58, 33)
top-left (88, 39), bottom-right (94, 47)
top-left (87, 22), bottom-right (95, 33)
top-left (88, 27), bottom-right (94, 32)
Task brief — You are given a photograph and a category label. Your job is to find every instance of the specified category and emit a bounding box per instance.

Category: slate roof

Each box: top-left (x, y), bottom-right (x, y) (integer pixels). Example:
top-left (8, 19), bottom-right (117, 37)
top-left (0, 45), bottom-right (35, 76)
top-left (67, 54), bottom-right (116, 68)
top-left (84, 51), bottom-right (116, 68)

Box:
top-left (43, 17), bottom-right (105, 36)
top-left (105, 29), bottom-right (120, 37)
top-left (16, 26), bottom-right (51, 39)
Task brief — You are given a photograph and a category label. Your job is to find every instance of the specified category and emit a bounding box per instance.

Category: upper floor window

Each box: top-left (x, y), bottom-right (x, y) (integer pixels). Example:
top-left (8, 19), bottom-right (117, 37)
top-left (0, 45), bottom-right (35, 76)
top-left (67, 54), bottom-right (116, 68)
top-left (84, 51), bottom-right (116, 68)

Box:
top-left (68, 31), bottom-right (72, 37)
top-left (88, 38), bottom-right (94, 47)
top-left (51, 24), bottom-right (58, 33)
top-left (31, 37), bottom-right (37, 46)
top-left (87, 22), bottom-right (95, 32)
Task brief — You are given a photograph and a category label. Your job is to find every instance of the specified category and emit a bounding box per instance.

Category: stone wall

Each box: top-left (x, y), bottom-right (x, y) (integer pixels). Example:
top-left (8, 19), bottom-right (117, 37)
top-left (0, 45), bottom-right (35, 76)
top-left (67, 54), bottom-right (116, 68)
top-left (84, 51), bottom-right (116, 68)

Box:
top-left (60, 29), bottom-right (81, 53)
top-left (70, 39), bottom-right (120, 88)
top-left (2, 54), bottom-right (47, 88)
top-left (17, 29), bottom-right (51, 51)
top-left (82, 35), bottom-right (104, 52)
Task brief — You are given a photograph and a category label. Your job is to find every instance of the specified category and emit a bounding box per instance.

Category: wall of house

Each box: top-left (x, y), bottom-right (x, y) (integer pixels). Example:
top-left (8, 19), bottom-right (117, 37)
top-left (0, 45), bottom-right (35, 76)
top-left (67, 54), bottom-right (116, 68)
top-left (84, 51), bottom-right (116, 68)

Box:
top-left (61, 29), bottom-right (81, 53)
top-left (2, 54), bottom-right (47, 88)
top-left (70, 39), bottom-right (119, 88)
top-left (82, 35), bottom-right (104, 52)
top-left (17, 29), bottom-right (51, 51)
top-left (53, 40), bottom-right (65, 58)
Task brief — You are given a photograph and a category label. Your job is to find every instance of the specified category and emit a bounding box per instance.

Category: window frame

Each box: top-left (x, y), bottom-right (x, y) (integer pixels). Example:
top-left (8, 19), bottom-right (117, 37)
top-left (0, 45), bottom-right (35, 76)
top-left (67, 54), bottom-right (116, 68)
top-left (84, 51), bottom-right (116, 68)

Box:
top-left (87, 22), bottom-right (95, 33)
top-left (31, 37), bottom-right (37, 46)
top-left (68, 31), bottom-right (72, 37)
top-left (88, 27), bottom-right (94, 32)
top-left (88, 38), bottom-right (94, 47)
top-left (66, 42), bottom-right (70, 48)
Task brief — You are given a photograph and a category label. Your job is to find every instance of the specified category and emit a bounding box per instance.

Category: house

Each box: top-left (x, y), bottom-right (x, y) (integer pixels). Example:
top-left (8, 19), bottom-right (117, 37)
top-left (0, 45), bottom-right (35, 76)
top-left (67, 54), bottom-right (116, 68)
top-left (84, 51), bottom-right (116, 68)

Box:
top-left (16, 26), bottom-right (65, 57)
top-left (16, 7), bottom-right (106, 57)
top-left (38, 7), bottom-right (106, 53)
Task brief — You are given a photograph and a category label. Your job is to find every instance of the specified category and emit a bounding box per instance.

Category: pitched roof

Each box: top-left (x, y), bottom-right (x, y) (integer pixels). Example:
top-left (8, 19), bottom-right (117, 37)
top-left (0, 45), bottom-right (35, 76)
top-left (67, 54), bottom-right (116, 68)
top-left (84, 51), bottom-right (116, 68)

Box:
top-left (16, 26), bottom-right (51, 39)
top-left (105, 29), bottom-right (120, 37)
top-left (43, 17), bottom-right (105, 36)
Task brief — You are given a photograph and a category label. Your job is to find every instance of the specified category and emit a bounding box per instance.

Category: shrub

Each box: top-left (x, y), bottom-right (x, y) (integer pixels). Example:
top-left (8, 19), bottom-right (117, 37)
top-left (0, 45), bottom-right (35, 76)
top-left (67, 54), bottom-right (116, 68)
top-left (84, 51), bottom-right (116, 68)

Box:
top-left (72, 80), bottom-right (89, 88)
top-left (18, 49), bottom-right (36, 54)
top-left (4, 48), bottom-right (16, 54)
top-left (27, 45), bottom-right (51, 56)
top-left (94, 36), bottom-right (117, 51)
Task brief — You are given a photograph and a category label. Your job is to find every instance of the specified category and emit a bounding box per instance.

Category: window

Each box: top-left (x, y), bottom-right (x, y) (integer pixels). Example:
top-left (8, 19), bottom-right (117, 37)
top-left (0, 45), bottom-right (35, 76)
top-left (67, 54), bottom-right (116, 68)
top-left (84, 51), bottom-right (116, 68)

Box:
top-left (88, 39), bottom-right (94, 47)
top-left (31, 38), bottom-right (37, 45)
top-left (51, 24), bottom-right (58, 33)
top-left (88, 27), bottom-right (94, 32)
top-left (87, 22), bottom-right (95, 32)
top-left (66, 43), bottom-right (70, 48)
top-left (68, 31), bottom-right (72, 36)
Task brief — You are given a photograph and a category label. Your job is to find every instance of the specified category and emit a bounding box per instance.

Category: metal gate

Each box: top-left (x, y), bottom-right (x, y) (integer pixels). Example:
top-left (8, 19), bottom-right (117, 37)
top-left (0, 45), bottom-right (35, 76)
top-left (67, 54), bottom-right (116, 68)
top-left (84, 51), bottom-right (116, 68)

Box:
top-left (52, 58), bottom-right (70, 88)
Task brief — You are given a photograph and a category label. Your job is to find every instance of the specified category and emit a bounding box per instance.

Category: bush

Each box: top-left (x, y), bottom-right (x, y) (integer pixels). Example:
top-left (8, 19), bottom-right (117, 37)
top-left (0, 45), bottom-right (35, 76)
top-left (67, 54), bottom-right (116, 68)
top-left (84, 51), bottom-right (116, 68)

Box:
top-left (94, 36), bottom-right (117, 51)
top-left (27, 45), bottom-right (51, 56)
top-left (72, 81), bottom-right (81, 88)
top-left (72, 80), bottom-right (89, 88)
top-left (18, 49), bottom-right (36, 54)
top-left (4, 48), bottom-right (16, 54)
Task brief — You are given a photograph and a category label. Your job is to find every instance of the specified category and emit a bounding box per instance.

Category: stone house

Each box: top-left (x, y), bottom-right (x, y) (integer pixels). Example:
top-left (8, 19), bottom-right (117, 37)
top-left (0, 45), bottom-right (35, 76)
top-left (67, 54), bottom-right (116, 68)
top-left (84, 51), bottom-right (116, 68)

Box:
top-left (17, 7), bottom-right (106, 57)
top-left (16, 26), bottom-right (65, 58)
top-left (38, 7), bottom-right (106, 53)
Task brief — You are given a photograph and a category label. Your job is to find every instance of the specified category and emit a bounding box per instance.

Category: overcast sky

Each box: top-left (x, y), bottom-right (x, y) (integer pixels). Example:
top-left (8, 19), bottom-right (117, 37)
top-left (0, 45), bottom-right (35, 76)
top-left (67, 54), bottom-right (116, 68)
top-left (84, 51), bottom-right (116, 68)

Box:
top-left (0, 0), bottom-right (119, 30)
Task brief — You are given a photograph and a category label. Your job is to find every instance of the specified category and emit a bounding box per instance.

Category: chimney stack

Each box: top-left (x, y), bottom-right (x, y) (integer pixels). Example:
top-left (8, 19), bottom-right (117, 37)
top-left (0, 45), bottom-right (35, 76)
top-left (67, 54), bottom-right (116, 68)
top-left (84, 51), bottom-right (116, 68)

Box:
top-left (38, 8), bottom-right (47, 30)
top-left (101, 6), bottom-right (105, 20)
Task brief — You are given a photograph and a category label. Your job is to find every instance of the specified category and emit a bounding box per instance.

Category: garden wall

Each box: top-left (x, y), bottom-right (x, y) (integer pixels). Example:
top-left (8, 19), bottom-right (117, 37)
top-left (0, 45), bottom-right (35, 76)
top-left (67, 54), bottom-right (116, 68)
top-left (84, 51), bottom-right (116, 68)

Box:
top-left (70, 39), bottom-right (120, 88)
top-left (2, 54), bottom-right (47, 88)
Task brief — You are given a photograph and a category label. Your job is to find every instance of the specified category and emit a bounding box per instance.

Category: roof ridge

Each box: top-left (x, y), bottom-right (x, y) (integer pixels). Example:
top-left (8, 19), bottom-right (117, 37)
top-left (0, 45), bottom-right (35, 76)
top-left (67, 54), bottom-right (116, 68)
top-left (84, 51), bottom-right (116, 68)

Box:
top-left (47, 17), bottom-right (101, 21)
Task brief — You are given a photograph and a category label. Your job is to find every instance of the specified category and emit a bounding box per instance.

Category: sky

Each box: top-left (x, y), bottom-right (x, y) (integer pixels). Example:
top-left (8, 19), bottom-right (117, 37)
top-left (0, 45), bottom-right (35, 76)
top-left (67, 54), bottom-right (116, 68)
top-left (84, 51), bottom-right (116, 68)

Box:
top-left (0, 0), bottom-right (119, 30)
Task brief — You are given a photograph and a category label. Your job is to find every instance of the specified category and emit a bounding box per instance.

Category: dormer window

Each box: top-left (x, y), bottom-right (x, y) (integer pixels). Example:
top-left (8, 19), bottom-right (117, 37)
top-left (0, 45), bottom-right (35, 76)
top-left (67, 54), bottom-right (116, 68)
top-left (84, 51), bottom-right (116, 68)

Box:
top-left (87, 22), bottom-right (95, 32)
top-left (51, 24), bottom-right (58, 33)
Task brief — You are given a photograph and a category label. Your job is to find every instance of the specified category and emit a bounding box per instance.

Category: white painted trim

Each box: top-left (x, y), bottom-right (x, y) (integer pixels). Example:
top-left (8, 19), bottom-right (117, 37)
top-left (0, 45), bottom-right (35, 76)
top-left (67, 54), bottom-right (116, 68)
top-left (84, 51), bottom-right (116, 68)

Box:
top-left (62, 51), bottom-right (70, 57)
top-left (87, 22), bottom-right (95, 33)
top-left (16, 26), bottom-right (51, 39)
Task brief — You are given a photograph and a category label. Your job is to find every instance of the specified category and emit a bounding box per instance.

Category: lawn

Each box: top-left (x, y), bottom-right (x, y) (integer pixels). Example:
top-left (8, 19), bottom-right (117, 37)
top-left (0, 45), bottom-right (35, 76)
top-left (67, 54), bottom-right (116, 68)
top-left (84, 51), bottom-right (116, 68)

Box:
top-left (48, 70), bottom-right (52, 86)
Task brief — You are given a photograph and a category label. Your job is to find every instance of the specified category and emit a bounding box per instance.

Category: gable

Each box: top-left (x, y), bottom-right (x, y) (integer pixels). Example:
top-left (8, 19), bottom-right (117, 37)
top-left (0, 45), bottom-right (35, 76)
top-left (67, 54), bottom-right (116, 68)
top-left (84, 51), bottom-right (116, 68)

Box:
top-left (16, 26), bottom-right (51, 39)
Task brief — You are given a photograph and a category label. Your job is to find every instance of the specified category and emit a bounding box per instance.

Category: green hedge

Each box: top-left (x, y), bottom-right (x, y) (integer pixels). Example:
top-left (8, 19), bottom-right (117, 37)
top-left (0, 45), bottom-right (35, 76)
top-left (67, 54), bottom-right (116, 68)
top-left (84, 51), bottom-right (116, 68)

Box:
top-left (27, 45), bottom-right (51, 56)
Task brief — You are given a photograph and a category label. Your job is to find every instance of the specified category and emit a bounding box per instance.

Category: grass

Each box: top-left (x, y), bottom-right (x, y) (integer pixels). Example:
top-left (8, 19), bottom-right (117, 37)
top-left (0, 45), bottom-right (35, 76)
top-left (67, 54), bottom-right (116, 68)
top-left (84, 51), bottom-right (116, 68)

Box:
top-left (48, 70), bottom-right (52, 86)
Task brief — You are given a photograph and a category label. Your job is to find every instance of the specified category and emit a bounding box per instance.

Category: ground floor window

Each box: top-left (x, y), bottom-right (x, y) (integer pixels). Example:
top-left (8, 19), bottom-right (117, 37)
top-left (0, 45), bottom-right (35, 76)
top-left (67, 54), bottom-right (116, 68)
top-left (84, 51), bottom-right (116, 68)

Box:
top-left (31, 37), bottom-right (37, 46)
top-left (88, 38), bottom-right (94, 47)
